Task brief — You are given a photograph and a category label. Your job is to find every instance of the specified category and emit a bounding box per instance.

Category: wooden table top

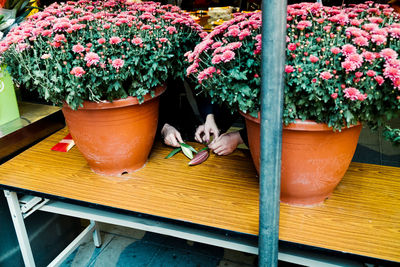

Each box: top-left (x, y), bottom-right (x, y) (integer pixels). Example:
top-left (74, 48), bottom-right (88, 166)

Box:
top-left (0, 128), bottom-right (399, 262)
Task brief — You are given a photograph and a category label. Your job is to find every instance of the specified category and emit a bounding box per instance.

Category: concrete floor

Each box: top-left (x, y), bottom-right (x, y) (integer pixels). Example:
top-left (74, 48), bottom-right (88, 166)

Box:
top-left (60, 222), bottom-right (259, 267)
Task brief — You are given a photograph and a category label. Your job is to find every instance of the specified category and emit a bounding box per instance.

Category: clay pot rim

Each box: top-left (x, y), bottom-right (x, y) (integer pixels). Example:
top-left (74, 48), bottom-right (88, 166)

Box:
top-left (239, 111), bottom-right (361, 132)
top-left (63, 84), bottom-right (166, 110)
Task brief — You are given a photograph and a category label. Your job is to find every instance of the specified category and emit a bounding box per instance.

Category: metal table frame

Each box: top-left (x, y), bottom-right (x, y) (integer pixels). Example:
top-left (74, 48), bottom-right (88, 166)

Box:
top-left (4, 189), bottom-right (367, 267)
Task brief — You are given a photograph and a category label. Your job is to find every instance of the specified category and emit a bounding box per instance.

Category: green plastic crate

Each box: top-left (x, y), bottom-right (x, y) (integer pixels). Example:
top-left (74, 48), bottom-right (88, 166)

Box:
top-left (0, 65), bottom-right (19, 126)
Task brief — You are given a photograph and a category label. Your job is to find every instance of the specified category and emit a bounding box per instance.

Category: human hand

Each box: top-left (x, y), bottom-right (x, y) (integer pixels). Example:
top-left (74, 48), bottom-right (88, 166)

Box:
top-left (161, 123), bottom-right (184, 147)
top-left (195, 114), bottom-right (220, 144)
top-left (208, 131), bottom-right (243, 156)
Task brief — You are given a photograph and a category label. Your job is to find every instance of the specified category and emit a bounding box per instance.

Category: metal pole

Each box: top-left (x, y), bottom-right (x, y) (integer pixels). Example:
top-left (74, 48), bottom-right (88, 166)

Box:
top-left (259, 0), bottom-right (287, 266)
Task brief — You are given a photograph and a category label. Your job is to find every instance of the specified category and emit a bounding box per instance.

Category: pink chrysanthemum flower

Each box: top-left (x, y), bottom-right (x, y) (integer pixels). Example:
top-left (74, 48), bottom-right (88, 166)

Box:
top-left (70, 67), bottom-right (85, 77)
top-left (383, 66), bottom-right (400, 81)
top-left (368, 16), bottom-right (383, 24)
top-left (320, 71), bottom-right (333, 80)
top-left (71, 24), bottom-right (82, 31)
top-left (238, 29), bottom-right (251, 40)
top-left (285, 65), bottom-right (294, 73)
top-left (211, 42), bottom-right (223, 49)
top-left (380, 48), bottom-right (398, 60)
top-left (112, 59), bottom-right (124, 69)
top-left (199, 32), bottom-right (208, 38)
top-left (166, 26), bottom-right (177, 34)
top-left (41, 53), bottom-right (51, 59)
top-left (296, 20), bottom-right (312, 30)
top-left (367, 70), bottom-right (376, 77)
top-left (357, 93), bottom-right (368, 101)
top-left (186, 62), bottom-right (199, 76)
top-left (288, 43), bottom-right (297, 51)
top-left (212, 42), bottom-right (223, 49)
top-left (309, 55), bottom-right (319, 63)
top-left (329, 14), bottom-right (349, 26)
top-left (204, 66), bottom-right (216, 76)
top-left (227, 42), bottom-right (242, 50)
top-left (342, 60), bottom-right (357, 72)
top-left (16, 43), bottom-right (30, 52)
top-left (42, 30), bottom-right (53, 37)
top-left (362, 23), bottom-right (379, 32)
top-left (97, 38), bottom-right (106, 44)
top-left (341, 44), bottom-right (357, 56)
top-left (362, 51), bottom-right (376, 63)
top-left (227, 27), bottom-right (240, 37)
top-left (371, 28), bottom-right (388, 36)
top-left (109, 36), bottom-right (121, 44)
top-left (393, 78), bottom-right (400, 89)
top-left (221, 50), bottom-right (235, 62)
top-left (371, 34), bottom-right (387, 45)
top-left (53, 34), bottom-right (66, 43)
top-left (132, 37), bottom-right (143, 45)
top-left (72, 44), bottom-right (85, 53)
top-left (84, 52), bottom-right (100, 66)
top-left (53, 22), bottom-right (72, 31)
top-left (353, 36), bottom-right (369, 46)
top-left (388, 28), bottom-right (400, 38)
top-left (331, 47), bottom-right (341, 55)
top-left (212, 54), bottom-right (222, 64)
top-left (344, 87), bottom-right (362, 101)
top-left (159, 38), bottom-right (168, 43)
top-left (350, 19), bottom-right (362, 26)
top-left (347, 53), bottom-right (364, 68)
top-left (386, 59), bottom-right (400, 68)
top-left (374, 75), bottom-right (385, 85)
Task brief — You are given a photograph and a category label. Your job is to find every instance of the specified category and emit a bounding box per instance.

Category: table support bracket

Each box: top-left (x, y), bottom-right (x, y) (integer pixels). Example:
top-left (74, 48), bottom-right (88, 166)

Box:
top-left (4, 190), bottom-right (36, 267)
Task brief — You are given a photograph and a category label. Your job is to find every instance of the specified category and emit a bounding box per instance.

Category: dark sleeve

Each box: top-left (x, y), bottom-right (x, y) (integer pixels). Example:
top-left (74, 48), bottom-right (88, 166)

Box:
top-left (158, 83), bottom-right (182, 133)
top-left (157, 79), bottom-right (201, 141)
top-left (239, 127), bottom-right (248, 147)
top-left (196, 95), bottom-right (215, 120)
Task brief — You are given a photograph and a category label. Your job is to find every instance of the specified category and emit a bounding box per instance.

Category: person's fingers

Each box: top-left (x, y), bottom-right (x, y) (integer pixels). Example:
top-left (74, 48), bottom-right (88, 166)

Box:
top-left (208, 139), bottom-right (218, 149)
top-left (216, 149), bottom-right (227, 156)
top-left (175, 131), bottom-right (184, 144)
top-left (214, 129), bottom-right (219, 138)
top-left (195, 126), bottom-right (204, 142)
top-left (164, 135), bottom-right (172, 146)
top-left (212, 128), bottom-right (220, 139)
top-left (204, 128), bottom-right (210, 143)
top-left (165, 134), bottom-right (179, 147)
top-left (213, 145), bottom-right (225, 155)
top-left (208, 135), bottom-right (222, 149)
top-left (170, 137), bottom-right (180, 147)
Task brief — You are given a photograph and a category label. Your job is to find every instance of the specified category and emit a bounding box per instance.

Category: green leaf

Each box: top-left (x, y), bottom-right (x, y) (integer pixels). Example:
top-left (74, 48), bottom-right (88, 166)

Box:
top-left (197, 147), bottom-right (209, 153)
top-left (249, 110), bottom-right (259, 118)
top-left (180, 144), bottom-right (193, 159)
top-left (180, 143), bottom-right (197, 153)
top-left (165, 147), bottom-right (182, 159)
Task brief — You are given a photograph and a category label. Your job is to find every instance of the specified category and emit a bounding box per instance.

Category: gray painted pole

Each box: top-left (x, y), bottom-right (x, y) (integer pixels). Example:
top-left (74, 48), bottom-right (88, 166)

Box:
top-left (258, 0), bottom-right (287, 266)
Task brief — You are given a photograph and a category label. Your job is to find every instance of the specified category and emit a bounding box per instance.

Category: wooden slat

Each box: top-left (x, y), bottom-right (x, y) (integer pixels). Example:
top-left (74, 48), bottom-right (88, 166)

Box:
top-left (0, 128), bottom-right (399, 262)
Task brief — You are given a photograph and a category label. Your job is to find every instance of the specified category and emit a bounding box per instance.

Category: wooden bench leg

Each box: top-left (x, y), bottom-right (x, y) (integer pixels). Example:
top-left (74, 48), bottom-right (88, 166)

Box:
top-left (4, 190), bottom-right (36, 267)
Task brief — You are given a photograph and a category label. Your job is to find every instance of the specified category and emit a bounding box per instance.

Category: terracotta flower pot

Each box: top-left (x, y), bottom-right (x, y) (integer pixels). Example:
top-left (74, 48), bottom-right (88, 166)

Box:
top-left (62, 85), bottom-right (166, 176)
top-left (241, 112), bottom-right (362, 206)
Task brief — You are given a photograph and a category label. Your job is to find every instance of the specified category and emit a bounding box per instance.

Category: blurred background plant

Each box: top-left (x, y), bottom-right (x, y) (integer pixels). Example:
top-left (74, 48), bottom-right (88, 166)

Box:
top-left (1, 0), bottom-right (39, 24)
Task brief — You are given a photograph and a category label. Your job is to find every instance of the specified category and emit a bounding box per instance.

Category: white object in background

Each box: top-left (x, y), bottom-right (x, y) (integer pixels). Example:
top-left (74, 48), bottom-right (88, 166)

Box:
top-left (0, 18), bottom-right (15, 31)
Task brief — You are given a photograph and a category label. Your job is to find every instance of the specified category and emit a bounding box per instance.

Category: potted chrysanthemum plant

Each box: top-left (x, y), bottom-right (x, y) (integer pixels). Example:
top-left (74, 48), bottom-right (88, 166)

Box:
top-left (0, 0), bottom-right (203, 176)
top-left (186, 1), bottom-right (400, 205)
